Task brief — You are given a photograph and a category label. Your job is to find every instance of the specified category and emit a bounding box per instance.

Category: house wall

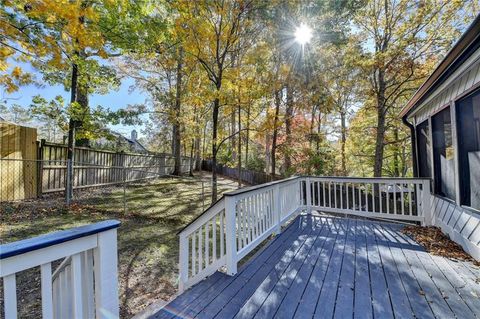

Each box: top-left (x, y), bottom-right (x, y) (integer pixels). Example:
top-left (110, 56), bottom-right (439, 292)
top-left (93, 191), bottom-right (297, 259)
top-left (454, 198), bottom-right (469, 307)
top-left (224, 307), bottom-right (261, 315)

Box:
top-left (411, 45), bottom-right (480, 124)
top-left (431, 195), bottom-right (480, 260)
top-left (408, 45), bottom-right (480, 261)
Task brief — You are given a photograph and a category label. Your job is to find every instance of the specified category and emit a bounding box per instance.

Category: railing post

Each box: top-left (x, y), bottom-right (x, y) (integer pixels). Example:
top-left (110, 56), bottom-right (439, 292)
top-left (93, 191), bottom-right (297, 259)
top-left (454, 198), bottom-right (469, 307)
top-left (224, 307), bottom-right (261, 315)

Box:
top-left (178, 234), bottom-right (188, 293)
top-left (224, 196), bottom-right (237, 276)
top-left (422, 180), bottom-right (432, 226)
top-left (306, 177), bottom-right (312, 214)
top-left (93, 229), bottom-right (120, 319)
top-left (273, 184), bottom-right (281, 234)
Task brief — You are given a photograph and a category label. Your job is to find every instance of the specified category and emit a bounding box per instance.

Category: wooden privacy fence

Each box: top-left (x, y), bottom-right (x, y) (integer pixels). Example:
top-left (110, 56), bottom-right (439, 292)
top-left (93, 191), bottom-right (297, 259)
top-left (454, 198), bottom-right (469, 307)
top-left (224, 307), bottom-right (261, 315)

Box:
top-left (0, 127), bottom-right (192, 200)
top-left (0, 123), bottom-right (38, 201)
top-left (202, 160), bottom-right (280, 185)
top-left (40, 141), bottom-right (192, 193)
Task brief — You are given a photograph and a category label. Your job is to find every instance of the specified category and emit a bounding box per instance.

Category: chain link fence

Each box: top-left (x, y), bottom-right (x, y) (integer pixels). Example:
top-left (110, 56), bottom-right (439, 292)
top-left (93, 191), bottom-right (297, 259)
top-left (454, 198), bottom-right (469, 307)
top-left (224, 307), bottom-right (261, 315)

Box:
top-left (0, 158), bottom-right (238, 216)
top-left (0, 158), bottom-right (238, 319)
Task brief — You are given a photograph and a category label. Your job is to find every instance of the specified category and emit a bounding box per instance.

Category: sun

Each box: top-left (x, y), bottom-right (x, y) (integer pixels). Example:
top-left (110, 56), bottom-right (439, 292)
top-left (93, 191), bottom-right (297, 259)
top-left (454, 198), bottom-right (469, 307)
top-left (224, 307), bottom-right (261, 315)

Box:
top-left (294, 23), bottom-right (312, 45)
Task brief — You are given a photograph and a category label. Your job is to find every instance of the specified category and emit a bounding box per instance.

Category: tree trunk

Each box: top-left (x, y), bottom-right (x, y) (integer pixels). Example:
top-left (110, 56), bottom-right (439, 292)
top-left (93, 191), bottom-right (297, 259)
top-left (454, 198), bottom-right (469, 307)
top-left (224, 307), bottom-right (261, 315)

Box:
top-left (316, 111), bottom-right (322, 154)
top-left (309, 105), bottom-right (316, 149)
top-left (237, 103), bottom-right (242, 187)
top-left (245, 103), bottom-right (250, 167)
top-left (172, 47), bottom-right (183, 176)
top-left (284, 85), bottom-right (293, 174)
top-left (189, 139), bottom-right (194, 176)
top-left (211, 97), bottom-right (220, 203)
top-left (340, 111), bottom-right (347, 176)
top-left (231, 108), bottom-right (236, 162)
top-left (271, 90), bottom-right (281, 177)
top-left (393, 126), bottom-right (400, 177)
top-left (66, 62), bottom-right (78, 201)
top-left (373, 67), bottom-right (386, 177)
top-left (75, 86), bottom-right (89, 147)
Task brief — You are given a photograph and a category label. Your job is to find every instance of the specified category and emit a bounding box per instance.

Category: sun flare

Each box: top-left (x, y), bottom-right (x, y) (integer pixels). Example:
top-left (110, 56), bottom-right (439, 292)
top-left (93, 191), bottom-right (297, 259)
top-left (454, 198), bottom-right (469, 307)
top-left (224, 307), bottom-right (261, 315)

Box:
top-left (294, 23), bottom-right (312, 45)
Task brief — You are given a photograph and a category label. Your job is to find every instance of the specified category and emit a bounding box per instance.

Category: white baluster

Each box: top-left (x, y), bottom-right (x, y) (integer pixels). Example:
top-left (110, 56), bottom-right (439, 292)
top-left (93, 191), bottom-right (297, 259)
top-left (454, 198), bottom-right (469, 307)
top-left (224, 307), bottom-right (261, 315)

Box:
top-left (4, 274), bottom-right (17, 319)
top-left (205, 221), bottom-right (209, 266)
top-left (220, 211), bottom-right (225, 256)
top-left (93, 228), bottom-right (120, 319)
top-left (198, 229), bottom-right (203, 271)
top-left (41, 263), bottom-right (53, 319)
top-left (212, 217), bottom-right (217, 261)
top-left (401, 183), bottom-right (405, 215)
top-left (273, 184), bottom-right (281, 234)
top-left (72, 253), bottom-right (84, 318)
top-left (191, 233), bottom-right (196, 275)
top-left (393, 183), bottom-right (397, 214)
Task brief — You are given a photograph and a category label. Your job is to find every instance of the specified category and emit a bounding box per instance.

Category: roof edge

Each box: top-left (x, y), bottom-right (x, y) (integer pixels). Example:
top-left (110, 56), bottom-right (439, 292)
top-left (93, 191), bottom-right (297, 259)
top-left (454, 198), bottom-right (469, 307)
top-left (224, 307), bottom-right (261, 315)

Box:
top-left (400, 14), bottom-right (480, 119)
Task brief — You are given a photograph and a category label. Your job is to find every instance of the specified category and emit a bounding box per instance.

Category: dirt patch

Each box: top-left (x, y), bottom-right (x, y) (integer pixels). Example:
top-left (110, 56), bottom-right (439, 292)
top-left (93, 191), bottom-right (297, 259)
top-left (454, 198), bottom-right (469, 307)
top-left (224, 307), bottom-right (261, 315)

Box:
top-left (402, 225), bottom-right (480, 265)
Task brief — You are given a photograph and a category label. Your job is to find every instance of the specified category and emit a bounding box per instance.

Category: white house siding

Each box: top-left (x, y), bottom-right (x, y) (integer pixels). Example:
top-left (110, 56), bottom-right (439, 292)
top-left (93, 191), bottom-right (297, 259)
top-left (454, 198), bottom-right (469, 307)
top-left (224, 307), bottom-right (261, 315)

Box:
top-left (408, 45), bottom-right (480, 261)
top-left (411, 46), bottom-right (480, 124)
top-left (431, 195), bottom-right (480, 260)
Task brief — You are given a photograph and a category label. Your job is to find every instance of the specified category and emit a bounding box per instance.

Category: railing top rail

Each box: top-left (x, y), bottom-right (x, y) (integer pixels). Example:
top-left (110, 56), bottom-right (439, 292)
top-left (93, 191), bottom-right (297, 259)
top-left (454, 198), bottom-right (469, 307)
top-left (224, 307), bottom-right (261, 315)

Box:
top-left (177, 176), bottom-right (300, 236)
top-left (305, 175), bottom-right (432, 181)
top-left (223, 176), bottom-right (301, 196)
top-left (0, 220), bottom-right (120, 260)
top-left (178, 197), bottom-right (225, 235)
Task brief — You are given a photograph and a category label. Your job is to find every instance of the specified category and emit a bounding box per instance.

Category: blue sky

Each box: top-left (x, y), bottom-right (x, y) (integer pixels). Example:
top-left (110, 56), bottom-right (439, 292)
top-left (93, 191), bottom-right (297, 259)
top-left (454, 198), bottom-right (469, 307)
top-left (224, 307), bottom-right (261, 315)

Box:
top-left (3, 63), bottom-right (149, 137)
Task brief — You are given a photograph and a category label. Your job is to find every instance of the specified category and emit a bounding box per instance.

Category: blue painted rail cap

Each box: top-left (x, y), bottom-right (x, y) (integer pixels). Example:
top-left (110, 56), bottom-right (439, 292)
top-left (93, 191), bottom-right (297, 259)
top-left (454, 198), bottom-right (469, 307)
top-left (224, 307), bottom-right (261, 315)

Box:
top-left (0, 219), bottom-right (120, 259)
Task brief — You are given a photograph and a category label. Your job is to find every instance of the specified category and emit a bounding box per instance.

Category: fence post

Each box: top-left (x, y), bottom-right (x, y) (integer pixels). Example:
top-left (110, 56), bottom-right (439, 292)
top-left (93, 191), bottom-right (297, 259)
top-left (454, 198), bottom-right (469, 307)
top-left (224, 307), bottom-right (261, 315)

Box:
top-left (123, 167), bottom-right (127, 215)
top-left (273, 184), bottom-right (281, 234)
top-left (224, 195), bottom-right (237, 276)
top-left (37, 139), bottom-right (45, 197)
top-left (93, 228), bottom-right (120, 319)
top-left (422, 180), bottom-right (432, 226)
top-left (66, 159), bottom-right (72, 205)
top-left (306, 177), bottom-right (312, 214)
top-left (178, 233), bottom-right (188, 293)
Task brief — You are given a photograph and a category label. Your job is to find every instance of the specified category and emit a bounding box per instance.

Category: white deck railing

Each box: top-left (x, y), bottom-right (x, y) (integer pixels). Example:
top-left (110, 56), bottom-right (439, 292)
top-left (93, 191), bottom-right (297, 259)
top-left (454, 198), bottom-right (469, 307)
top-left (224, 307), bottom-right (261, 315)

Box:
top-left (178, 176), bottom-right (431, 291)
top-left (0, 220), bottom-right (120, 319)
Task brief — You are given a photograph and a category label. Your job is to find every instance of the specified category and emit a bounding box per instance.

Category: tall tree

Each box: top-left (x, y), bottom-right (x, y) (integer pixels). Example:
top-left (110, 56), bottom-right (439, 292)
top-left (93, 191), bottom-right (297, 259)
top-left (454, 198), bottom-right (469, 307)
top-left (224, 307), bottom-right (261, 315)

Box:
top-left (178, 0), bottom-right (259, 202)
top-left (353, 0), bottom-right (476, 176)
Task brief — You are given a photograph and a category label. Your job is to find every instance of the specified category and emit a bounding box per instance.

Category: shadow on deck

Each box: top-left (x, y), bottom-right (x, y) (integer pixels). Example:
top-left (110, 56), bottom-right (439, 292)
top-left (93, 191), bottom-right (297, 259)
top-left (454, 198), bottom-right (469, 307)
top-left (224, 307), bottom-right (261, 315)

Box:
top-left (151, 214), bottom-right (480, 319)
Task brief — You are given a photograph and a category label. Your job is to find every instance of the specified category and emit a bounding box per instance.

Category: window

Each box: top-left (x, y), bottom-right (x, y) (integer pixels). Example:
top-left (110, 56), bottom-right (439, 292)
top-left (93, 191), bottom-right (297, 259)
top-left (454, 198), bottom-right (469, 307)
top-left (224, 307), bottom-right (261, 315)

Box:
top-left (432, 107), bottom-right (456, 200)
top-left (416, 120), bottom-right (432, 178)
top-left (456, 89), bottom-right (480, 210)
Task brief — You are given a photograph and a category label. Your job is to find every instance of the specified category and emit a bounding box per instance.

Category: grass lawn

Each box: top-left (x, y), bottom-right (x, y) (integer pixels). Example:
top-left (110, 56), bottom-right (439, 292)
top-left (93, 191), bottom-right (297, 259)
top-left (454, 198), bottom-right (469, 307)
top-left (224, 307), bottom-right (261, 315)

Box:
top-left (0, 172), bottom-right (238, 318)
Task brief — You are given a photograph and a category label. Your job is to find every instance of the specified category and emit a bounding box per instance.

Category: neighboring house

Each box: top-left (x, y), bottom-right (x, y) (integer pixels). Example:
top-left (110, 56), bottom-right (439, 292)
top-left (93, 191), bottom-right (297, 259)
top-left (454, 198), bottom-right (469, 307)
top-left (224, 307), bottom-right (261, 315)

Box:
top-left (401, 14), bottom-right (480, 259)
top-left (93, 129), bottom-right (149, 154)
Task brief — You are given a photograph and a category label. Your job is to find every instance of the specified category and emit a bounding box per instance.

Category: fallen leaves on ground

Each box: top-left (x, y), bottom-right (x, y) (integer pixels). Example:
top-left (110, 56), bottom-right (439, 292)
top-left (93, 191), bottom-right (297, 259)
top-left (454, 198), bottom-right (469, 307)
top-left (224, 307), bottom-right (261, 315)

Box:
top-left (402, 225), bottom-right (479, 266)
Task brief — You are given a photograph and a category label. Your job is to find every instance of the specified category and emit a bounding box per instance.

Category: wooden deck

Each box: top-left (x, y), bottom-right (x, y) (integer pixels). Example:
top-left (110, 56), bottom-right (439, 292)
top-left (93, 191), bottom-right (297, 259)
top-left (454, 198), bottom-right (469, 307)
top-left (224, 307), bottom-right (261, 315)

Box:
top-left (152, 214), bottom-right (480, 319)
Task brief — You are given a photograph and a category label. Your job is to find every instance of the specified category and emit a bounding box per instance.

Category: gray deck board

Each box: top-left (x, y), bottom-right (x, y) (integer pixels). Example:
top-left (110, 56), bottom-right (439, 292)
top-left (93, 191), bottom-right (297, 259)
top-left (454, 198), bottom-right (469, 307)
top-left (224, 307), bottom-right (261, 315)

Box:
top-left (353, 219), bottom-right (373, 319)
top-left (151, 214), bottom-right (480, 319)
top-left (363, 221), bottom-right (394, 319)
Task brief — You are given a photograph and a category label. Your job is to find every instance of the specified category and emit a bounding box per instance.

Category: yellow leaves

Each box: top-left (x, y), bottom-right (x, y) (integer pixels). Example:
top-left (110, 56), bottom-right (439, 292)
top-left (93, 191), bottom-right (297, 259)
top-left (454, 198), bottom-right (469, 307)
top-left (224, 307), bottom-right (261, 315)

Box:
top-left (11, 66), bottom-right (22, 77)
top-left (0, 65), bottom-right (33, 93)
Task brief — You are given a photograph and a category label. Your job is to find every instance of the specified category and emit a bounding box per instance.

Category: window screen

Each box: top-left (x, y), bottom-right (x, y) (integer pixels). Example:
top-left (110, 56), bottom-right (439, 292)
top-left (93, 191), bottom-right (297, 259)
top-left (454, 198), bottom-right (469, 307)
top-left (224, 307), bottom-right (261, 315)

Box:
top-left (432, 107), bottom-right (456, 200)
top-left (456, 89), bottom-right (480, 210)
top-left (416, 120), bottom-right (432, 178)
